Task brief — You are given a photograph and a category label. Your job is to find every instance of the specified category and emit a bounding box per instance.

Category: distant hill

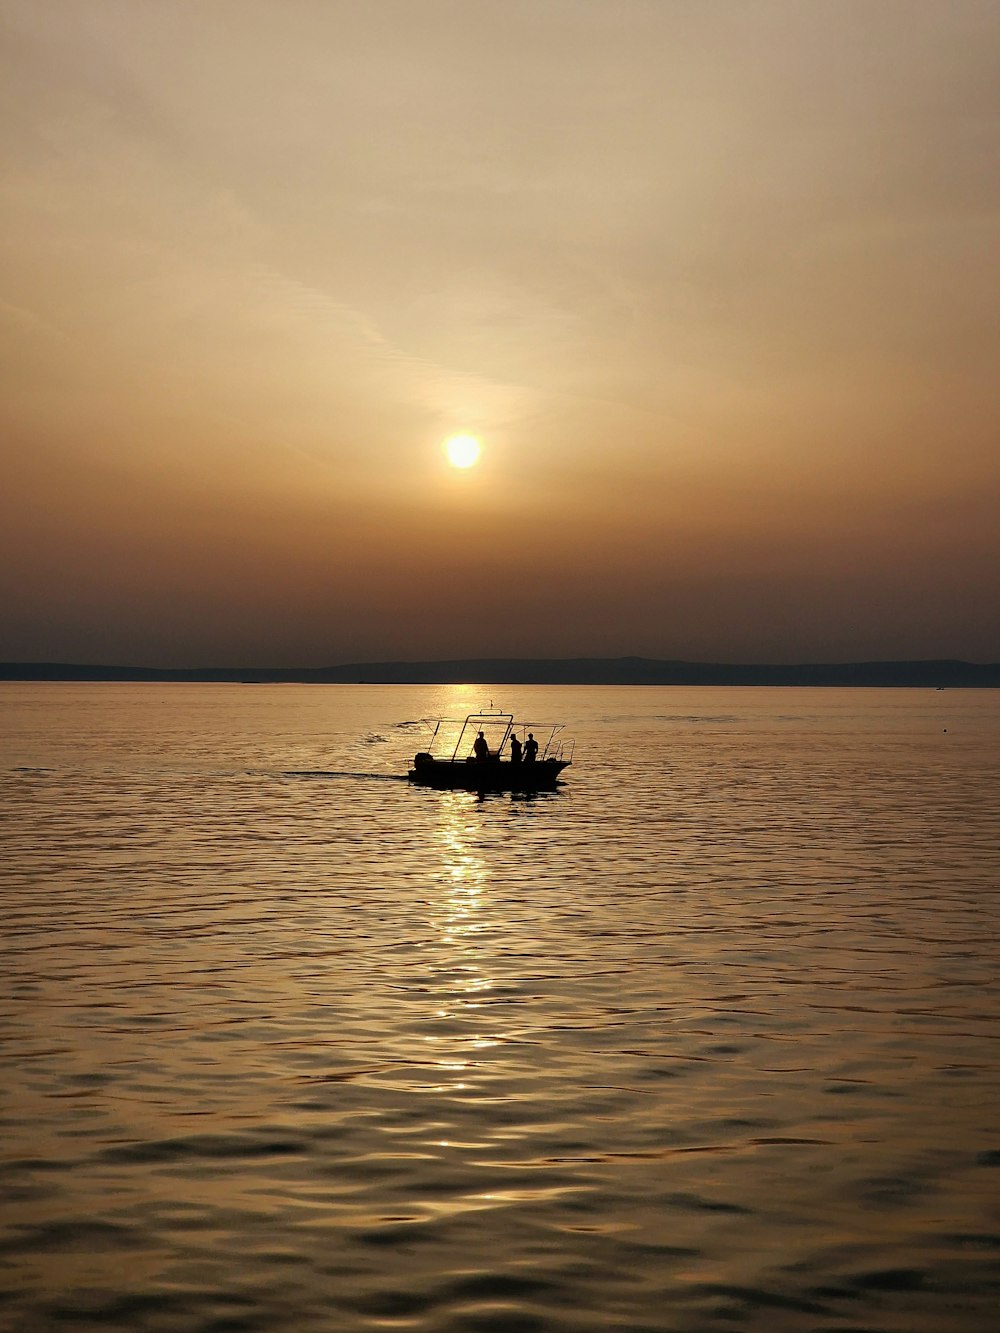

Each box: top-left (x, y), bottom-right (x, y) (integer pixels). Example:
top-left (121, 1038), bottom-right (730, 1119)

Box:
top-left (2, 657), bottom-right (999, 686)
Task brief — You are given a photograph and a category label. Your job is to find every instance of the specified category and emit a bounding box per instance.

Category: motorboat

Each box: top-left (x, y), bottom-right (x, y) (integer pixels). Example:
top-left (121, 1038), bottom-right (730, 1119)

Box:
top-left (408, 709), bottom-right (573, 791)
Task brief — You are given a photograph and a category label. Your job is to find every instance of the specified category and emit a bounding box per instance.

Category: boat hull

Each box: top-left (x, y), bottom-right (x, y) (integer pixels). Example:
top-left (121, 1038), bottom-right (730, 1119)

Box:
top-left (408, 757), bottom-right (569, 791)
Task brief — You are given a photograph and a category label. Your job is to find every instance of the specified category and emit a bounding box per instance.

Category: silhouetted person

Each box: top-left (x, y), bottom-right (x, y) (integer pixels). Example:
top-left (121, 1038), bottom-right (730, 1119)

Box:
top-left (509, 734), bottom-right (523, 765)
top-left (524, 732), bottom-right (538, 763)
top-left (473, 730), bottom-right (490, 761)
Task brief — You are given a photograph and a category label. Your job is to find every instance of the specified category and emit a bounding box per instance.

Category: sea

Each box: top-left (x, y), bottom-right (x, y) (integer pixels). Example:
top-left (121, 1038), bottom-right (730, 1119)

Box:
top-left (1, 683), bottom-right (998, 1333)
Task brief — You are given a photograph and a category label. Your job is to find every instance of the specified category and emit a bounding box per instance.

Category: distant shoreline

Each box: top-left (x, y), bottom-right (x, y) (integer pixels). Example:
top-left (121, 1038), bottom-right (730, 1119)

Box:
top-left (2, 658), bottom-right (998, 687)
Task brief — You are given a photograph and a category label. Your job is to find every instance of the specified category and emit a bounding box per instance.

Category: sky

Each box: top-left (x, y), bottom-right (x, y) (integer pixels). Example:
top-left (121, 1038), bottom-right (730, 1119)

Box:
top-left (1, 0), bottom-right (998, 667)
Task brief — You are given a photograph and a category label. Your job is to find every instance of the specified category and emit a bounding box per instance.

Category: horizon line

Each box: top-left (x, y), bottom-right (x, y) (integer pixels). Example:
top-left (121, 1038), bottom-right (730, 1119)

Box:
top-left (2, 655), bottom-right (998, 689)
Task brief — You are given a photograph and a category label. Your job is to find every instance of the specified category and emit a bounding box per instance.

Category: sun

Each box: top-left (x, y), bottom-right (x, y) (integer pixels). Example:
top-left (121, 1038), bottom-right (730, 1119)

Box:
top-left (443, 434), bottom-right (482, 468)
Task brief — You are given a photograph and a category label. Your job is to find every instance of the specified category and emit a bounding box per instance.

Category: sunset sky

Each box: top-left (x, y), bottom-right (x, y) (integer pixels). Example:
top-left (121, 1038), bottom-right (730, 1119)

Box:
top-left (2, 0), bottom-right (998, 667)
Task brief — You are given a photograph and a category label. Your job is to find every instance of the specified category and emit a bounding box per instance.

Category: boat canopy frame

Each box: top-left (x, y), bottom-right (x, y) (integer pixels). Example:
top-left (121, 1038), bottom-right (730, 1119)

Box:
top-left (421, 710), bottom-right (573, 764)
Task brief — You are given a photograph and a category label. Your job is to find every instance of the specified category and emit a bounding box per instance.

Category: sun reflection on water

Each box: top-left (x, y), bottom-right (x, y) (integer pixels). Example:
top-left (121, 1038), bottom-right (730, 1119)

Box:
top-left (422, 794), bottom-right (505, 1091)
top-left (436, 793), bottom-right (489, 946)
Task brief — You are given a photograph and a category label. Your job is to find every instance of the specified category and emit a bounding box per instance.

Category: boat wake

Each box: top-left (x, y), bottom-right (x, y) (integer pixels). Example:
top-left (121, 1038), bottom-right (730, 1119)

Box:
top-left (277, 770), bottom-right (409, 783)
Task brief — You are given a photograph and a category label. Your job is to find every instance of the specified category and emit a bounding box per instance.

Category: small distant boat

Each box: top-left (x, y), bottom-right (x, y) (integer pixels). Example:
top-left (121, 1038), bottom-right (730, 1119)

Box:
top-left (408, 709), bottom-right (574, 791)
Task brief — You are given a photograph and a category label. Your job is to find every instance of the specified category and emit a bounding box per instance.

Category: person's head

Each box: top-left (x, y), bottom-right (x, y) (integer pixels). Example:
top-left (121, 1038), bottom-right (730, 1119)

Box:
top-left (528, 732), bottom-right (534, 739)
top-left (478, 730), bottom-right (484, 738)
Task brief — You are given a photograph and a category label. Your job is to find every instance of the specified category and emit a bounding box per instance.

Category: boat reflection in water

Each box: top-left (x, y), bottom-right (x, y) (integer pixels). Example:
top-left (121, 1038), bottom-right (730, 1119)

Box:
top-left (408, 709), bottom-right (573, 792)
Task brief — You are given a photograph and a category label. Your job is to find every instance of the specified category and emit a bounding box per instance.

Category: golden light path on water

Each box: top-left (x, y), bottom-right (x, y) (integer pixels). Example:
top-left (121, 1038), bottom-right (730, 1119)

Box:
top-left (427, 796), bottom-right (497, 1163)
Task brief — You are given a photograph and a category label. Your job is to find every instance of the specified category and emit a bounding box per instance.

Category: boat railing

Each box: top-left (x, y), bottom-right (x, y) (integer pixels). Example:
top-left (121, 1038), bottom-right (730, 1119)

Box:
top-left (513, 722), bottom-right (573, 763)
top-left (546, 735), bottom-right (575, 763)
top-left (537, 726), bottom-right (573, 763)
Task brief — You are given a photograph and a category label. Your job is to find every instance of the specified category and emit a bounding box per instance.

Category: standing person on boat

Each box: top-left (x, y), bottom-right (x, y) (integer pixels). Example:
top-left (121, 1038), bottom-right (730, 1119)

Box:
top-left (509, 733), bottom-right (523, 765)
top-left (473, 730), bottom-right (490, 761)
top-left (523, 732), bottom-right (538, 763)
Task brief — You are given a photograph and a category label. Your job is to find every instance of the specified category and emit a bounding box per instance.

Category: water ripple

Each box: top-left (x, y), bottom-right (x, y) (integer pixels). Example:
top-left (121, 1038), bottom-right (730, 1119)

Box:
top-left (1, 683), bottom-right (998, 1331)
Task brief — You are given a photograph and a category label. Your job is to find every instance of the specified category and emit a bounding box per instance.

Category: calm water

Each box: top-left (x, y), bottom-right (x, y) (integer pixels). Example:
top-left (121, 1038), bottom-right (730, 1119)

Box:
top-left (2, 684), bottom-right (999, 1333)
